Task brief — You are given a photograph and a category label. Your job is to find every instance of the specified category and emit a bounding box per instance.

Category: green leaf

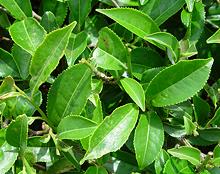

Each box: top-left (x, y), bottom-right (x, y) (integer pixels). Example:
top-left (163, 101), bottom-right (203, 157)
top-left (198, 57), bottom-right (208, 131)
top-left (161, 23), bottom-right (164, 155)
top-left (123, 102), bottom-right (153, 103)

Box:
top-left (0, 48), bottom-right (19, 78)
top-left (168, 146), bottom-right (201, 165)
top-left (0, 0), bottom-right (26, 20)
top-left (154, 149), bottom-right (170, 174)
top-left (187, 1), bottom-right (205, 43)
top-left (68, 0), bottom-right (92, 31)
top-left (146, 58), bottom-right (213, 107)
top-left (183, 116), bottom-right (197, 135)
top-left (207, 29), bottom-right (220, 44)
top-left (0, 142), bottom-right (18, 174)
top-left (30, 22), bottom-right (76, 94)
top-left (39, 0), bottom-right (68, 26)
top-left (120, 78), bottom-right (145, 111)
top-left (14, 0), bottom-right (32, 17)
top-left (57, 115), bottom-right (97, 140)
top-left (96, 8), bottom-right (160, 39)
top-left (193, 95), bottom-right (210, 126)
top-left (209, 107), bottom-right (220, 126)
top-left (141, 0), bottom-right (185, 26)
top-left (0, 11), bottom-right (10, 28)
top-left (12, 44), bottom-right (31, 80)
top-left (47, 64), bottom-right (92, 127)
top-left (185, 0), bottom-right (194, 12)
top-left (98, 27), bottom-right (127, 63)
top-left (9, 18), bottom-right (46, 55)
top-left (140, 0), bottom-right (149, 5)
top-left (6, 114), bottom-right (28, 147)
top-left (65, 32), bottom-right (88, 66)
top-left (198, 128), bottom-right (220, 142)
top-left (134, 112), bottom-right (164, 169)
top-left (144, 32), bottom-right (180, 63)
top-left (80, 103), bottom-right (139, 164)
top-left (85, 166), bottom-right (108, 174)
top-left (163, 157), bottom-right (194, 174)
top-left (40, 11), bottom-right (58, 32)
top-left (213, 144), bottom-right (220, 166)
top-left (92, 47), bottom-right (127, 70)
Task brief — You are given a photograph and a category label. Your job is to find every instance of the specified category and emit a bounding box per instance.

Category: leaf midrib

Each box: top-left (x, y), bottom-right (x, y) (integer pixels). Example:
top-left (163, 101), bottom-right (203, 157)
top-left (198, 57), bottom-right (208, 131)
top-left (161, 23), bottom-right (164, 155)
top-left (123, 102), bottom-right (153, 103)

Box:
top-left (87, 107), bottom-right (135, 157)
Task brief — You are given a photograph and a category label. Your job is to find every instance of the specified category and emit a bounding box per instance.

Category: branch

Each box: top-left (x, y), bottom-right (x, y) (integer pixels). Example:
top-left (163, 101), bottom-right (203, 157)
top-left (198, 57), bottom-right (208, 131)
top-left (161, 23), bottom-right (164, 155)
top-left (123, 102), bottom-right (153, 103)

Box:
top-left (32, 11), bottom-right (42, 21)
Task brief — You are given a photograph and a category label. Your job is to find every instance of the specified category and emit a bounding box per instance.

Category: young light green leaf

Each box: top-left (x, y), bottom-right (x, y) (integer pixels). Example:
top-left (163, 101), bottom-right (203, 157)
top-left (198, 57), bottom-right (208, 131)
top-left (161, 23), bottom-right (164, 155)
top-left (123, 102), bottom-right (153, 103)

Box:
top-left (0, 142), bottom-right (18, 174)
top-left (212, 144), bottom-right (220, 166)
top-left (68, 0), bottom-right (92, 31)
top-left (47, 64), bottom-right (92, 127)
top-left (146, 58), bottom-right (213, 107)
top-left (134, 112), bottom-right (164, 169)
top-left (6, 114), bottom-right (28, 147)
top-left (12, 44), bottom-right (31, 80)
top-left (168, 146), bottom-right (201, 165)
top-left (0, 0), bottom-right (26, 20)
top-left (0, 48), bottom-right (19, 78)
top-left (96, 8), bottom-right (160, 39)
top-left (163, 157), bottom-right (194, 174)
top-left (85, 166), bottom-right (108, 174)
top-left (80, 103), bottom-right (139, 164)
top-left (40, 11), bottom-right (58, 32)
top-left (141, 0), bottom-right (185, 26)
top-left (140, 0), bottom-right (149, 5)
top-left (183, 116), bottom-right (197, 135)
top-left (92, 47), bottom-right (127, 70)
top-left (144, 32), bottom-right (180, 63)
top-left (9, 18), bottom-right (46, 55)
top-left (57, 115), bottom-right (97, 140)
top-left (121, 78), bottom-right (145, 111)
top-left (185, 0), bottom-right (194, 12)
top-left (30, 22), bottom-right (76, 95)
top-left (65, 32), bottom-right (88, 66)
top-left (207, 29), bottom-right (220, 44)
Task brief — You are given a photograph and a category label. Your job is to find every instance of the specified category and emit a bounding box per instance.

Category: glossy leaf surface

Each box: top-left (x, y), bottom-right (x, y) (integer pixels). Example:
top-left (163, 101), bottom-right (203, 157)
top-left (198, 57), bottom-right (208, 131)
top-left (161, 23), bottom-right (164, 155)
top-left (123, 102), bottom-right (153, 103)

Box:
top-left (30, 22), bottom-right (76, 94)
top-left (47, 64), bottom-right (92, 126)
top-left (80, 104), bottom-right (139, 164)
top-left (146, 58), bottom-right (213, 107)
top-left (134, 112), bottom-right (164, 169)
top-left (57, 115), bottom-right (97, 140)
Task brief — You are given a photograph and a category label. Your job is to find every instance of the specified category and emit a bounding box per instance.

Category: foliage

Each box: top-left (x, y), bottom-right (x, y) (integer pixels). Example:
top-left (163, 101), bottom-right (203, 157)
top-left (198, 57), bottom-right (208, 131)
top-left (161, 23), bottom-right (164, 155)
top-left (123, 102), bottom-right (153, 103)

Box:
top-left (1, 0), bottom-right (220, 173)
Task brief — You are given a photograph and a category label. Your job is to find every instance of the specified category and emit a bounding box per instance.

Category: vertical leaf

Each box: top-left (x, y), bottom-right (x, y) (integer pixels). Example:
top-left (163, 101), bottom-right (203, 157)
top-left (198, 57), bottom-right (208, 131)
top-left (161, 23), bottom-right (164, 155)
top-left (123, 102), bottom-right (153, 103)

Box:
top-left (40, 11), bottom-right (58, 32)
top-left (65, 32), bottom-right (88, 66)
top-left (12, 44), bottom-right (31, 80)
top-left (0, 48), bottom-right (19, 78)
top-left (68, 0), bottom-right (92, 31)
top-left (30, 22), bottom-right (76, 94)
top-left (9, 18), bottom-right (46, 55)
top-left (121, 78), bottom-right (145, 111)
top-left (0, 142), bottom-right (18, 174)
top-left (134, 112), bottom-right (164, 169)
top-left (80, 104), bottom-right (139, 164)
top-left (47, 64), bottom-right (92, 127)
top-left (6, 114), bottom-right (28, 147)
top-left (185, 0), bottom-right (194, 12)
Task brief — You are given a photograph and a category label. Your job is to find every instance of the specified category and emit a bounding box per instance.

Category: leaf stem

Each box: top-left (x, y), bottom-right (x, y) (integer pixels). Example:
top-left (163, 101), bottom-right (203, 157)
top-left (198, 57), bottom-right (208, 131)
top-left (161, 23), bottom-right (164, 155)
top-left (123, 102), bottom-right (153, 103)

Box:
top-left (32, 11), bottom-right (42, 21)
top-left (13, 84), bottom-right (48, 122)
top-left (79, 58), bottom-right (115, 84)
top-left (111, 0), bottom-right (120, 7)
